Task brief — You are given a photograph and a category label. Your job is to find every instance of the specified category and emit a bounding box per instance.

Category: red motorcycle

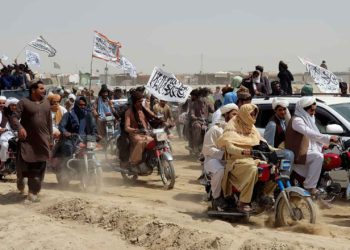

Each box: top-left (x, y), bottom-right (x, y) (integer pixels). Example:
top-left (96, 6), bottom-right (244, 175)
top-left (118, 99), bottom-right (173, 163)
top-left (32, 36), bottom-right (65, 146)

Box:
top-left (290, 138), bottom-right (350, 201)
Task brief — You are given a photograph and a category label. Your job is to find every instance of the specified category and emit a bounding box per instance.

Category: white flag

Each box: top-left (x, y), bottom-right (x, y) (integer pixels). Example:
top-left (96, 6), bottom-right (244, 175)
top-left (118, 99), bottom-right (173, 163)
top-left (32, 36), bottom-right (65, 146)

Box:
top-left (92, 31), bottom-right (121, 62)
top-left (108, 56), bottom-right (137, 78)
top-left (145, 67), bottom-right (192, 103)
top-left (28, 36), bottom-right (56, 57)
top-left (0, 54), bottom-right (8, 61)
top-left (120, 57), bottom-right (137, 78)
top-left (299, 57), bottom-right (339, 93)
top-left (26, 50), bottom-right (40, 66)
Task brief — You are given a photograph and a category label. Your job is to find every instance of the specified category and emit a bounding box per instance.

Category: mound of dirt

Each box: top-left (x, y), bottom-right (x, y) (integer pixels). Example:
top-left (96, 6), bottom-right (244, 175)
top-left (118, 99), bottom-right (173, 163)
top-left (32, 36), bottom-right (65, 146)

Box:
top-left (43, 198), bottom-right (231, 250)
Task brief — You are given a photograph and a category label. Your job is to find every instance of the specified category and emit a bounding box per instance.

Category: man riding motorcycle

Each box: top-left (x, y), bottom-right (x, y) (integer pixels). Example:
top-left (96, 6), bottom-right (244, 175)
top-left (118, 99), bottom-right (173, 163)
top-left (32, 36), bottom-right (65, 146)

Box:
top-left (52, 97), bottom-right (97, 167)
top-left (92, 84), bottom-right (115, 139)
top-left (124, 90), bottom-right (163, 171)
top-left (202, 103), bottom-right (238, 210)
top-left (217, 104), bottom-right (275, 213)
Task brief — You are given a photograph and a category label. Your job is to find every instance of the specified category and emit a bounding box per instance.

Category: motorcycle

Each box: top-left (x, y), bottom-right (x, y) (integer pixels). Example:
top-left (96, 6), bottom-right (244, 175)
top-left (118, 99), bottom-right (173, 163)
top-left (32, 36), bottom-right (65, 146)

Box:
top-left (114, 127), bottom-right (176, 190)
top-left (290, 138), bottom-right (350, 201)
top-left (0, 137), bottom-right (18, 179)
top-left (54, 134), bottom-right (103, 191)
top-left (204, 150), bottom-right (316, 226)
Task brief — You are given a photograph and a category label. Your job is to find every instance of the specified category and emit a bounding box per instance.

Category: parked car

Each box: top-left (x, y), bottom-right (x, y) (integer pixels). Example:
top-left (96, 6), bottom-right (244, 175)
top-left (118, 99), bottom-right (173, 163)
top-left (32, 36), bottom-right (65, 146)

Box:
top-left (252, 95), bottom-right (350, 188)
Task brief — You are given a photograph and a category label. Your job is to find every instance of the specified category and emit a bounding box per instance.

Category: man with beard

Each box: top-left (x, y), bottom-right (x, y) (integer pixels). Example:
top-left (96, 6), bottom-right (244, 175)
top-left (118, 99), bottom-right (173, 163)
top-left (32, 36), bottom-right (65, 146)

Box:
top-left (285, 97), bottom-right (338, 195)
top-left (270, 81), bottom-right (286, 96)
top-left (0, 96), bottom-right (7, 133)
top-left (264, 98), bottom-right (294, 173)
top-left (93, 84), bottom-right (115, 139)
top-left (241, 70), bottom-right (267, 97)
top-left (124, 91), bottom-right (163, 170)
top-left (11, 80), bottom-right (52, 202)
top-left (190, 88), bottom-right (214, 155)
top-left (51, 97), bottom-right (97, 173)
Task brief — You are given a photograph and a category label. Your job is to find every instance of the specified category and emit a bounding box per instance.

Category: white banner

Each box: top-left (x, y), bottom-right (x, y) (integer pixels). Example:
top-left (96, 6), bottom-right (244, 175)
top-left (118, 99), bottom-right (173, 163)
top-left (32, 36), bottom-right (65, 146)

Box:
top-left (299, 57), bottom-right (339, 93)
top-left (145, 67), bottom-right (192, 103)
top-left (92, 31), bottom-right (121, 62)
top-left (28, 36), bottom-right (56, 57)
top-left (26, 50), bottom-right (40, 66)
top-left (108, 56), bottom-right (137, 78)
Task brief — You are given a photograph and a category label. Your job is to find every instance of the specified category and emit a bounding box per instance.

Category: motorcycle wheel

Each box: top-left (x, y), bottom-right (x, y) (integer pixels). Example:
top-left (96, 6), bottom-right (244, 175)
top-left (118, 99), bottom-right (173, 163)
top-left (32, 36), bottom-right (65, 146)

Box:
top-left (95, 167), bottom-right (103, 192)
top-left (275, 193), bottom-right (316, 227)
top-left (159, 159), bottom-right (175, 190)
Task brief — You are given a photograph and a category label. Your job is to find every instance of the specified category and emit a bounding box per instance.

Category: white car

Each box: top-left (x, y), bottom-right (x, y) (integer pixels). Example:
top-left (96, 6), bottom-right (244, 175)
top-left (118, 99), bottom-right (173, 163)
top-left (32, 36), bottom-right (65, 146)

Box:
top-left (252, 95), bottom-right (350, 188)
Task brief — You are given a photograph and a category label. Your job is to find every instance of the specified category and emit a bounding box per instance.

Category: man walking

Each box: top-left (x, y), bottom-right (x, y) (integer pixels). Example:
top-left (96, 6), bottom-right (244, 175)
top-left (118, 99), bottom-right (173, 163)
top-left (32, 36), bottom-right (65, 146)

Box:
top-left (12, 80), bottom-right (52, 202)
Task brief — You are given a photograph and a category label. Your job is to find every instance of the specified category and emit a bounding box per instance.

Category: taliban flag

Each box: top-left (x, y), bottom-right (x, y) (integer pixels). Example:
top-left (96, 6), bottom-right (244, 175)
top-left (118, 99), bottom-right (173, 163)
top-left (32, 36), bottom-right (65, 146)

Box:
top-left (25, 50), bottom-right (40, 66)
top-left (92, 31), bottom-right (122, 62)
top-left (28, 35), bottom-right (57, 57)
top-left (53, 62), bottom-right (61, 69)
top-left (299, 57), bottom-right (339, 93)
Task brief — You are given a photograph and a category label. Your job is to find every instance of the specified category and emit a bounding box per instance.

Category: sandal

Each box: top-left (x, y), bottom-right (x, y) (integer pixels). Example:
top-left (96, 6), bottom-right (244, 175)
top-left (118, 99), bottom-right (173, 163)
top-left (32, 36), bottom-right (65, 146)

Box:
top-left (237, 203), bottom-right (253, 213)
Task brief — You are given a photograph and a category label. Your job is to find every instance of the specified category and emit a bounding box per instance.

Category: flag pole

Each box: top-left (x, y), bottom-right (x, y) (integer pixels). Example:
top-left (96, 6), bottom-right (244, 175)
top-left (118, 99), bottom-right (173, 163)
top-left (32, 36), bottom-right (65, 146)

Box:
top-left (88, 32), bottom-right (95, 103)
top-left (88, 55), bottom-right (93, 102)
top-left (15, 45), bottom-right (27, 60)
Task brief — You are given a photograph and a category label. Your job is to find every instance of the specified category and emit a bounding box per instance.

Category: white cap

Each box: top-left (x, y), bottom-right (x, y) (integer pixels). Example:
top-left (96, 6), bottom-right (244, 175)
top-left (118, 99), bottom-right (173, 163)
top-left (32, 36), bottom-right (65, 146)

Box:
top-left (272, 98), bottom-right (289, 110)
top-left (5, 97), bottom-right (19, 107)
top-left (299, 96), bottom-right (316, 108)
top-left (0, 96), bottom-right (7, 101)
top-left (220, 103), bottom-right (239, 115)
top-left (68, 93), bottom-right (76, 101)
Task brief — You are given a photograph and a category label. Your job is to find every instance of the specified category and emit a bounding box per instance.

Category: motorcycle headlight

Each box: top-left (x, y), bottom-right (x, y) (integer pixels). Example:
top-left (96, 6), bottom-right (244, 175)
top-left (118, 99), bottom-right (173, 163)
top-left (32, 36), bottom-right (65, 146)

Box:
top-left (87, 142), bottom-right (96, 150)
top-left (280, 159), bottom-right (291, 171)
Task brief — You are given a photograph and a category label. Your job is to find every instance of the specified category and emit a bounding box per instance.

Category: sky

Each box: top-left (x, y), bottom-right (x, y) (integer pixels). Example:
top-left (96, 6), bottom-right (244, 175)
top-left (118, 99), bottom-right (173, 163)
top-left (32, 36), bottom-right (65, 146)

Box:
top-left (1, 0), bottom-right (350, 75)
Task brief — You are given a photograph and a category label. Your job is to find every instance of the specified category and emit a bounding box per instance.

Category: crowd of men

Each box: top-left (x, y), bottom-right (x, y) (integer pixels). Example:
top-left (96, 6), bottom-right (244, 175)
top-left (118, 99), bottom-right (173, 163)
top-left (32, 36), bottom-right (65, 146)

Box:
top-left (0, 59), bottom-right (348, 208)
top-left (0, 59), bottom-right (34, 90)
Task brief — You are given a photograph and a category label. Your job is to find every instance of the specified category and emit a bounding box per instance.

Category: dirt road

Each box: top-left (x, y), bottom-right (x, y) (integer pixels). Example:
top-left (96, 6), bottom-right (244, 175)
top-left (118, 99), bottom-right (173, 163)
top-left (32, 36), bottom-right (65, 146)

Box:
top-left (0, 139), bottom-right (350, 250)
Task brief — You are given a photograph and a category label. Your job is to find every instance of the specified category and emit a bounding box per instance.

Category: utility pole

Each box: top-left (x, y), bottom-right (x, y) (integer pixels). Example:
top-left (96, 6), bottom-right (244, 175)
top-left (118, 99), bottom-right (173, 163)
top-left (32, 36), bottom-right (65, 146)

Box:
top-left (104, 63), bottom-right (108, 85)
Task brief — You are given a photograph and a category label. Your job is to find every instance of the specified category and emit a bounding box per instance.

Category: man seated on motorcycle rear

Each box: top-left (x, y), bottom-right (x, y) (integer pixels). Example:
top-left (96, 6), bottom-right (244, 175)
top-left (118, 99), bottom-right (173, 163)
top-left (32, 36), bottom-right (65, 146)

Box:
top-left (92, 84), bottom-right (115, 139)
top-left (217, 104), bottom-right (270, 213)
top-left (153, 100), bottom-right (175, 135)
top-left (52, 97), bottom-right (97, 167)
top-left (202, 103), bottom-right (238, 211)
top-left (285, 97), bottom-right (338, 196)
top-left (124, 90), bottom-right (164, 172)
top-left (264, 98), bottom-right (294, 173)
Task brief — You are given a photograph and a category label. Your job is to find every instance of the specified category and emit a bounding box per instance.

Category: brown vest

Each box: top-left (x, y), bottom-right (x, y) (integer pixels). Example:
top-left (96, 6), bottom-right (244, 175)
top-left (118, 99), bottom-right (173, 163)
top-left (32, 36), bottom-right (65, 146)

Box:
top-left (270, 115), bottom-right (285, 148)
top-left (285, 117), bottom-right (309, 164)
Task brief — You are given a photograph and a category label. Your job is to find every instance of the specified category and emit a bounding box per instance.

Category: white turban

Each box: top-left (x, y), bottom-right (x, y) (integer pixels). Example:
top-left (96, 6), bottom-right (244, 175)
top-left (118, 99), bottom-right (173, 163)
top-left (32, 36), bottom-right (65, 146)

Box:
top-left (0, 96), bottom-right (6, 101)
top-left (272, 98), bottom-right (289, 110)
top-left (64, 89), bottom-right (71, 94)
top-left (298, 96), bottom-right (316, 108)
top-left (220, 103), bottom-right (239, 115)
top-left (5, 97), bottom-right (19, 107)
top-left (68, 93), bottom-right (76, 101)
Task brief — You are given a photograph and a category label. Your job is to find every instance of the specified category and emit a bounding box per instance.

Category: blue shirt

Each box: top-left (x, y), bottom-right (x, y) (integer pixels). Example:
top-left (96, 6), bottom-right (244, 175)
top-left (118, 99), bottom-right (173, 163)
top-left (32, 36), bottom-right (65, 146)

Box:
top-left (223, 91), bottom-right (237, 105)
